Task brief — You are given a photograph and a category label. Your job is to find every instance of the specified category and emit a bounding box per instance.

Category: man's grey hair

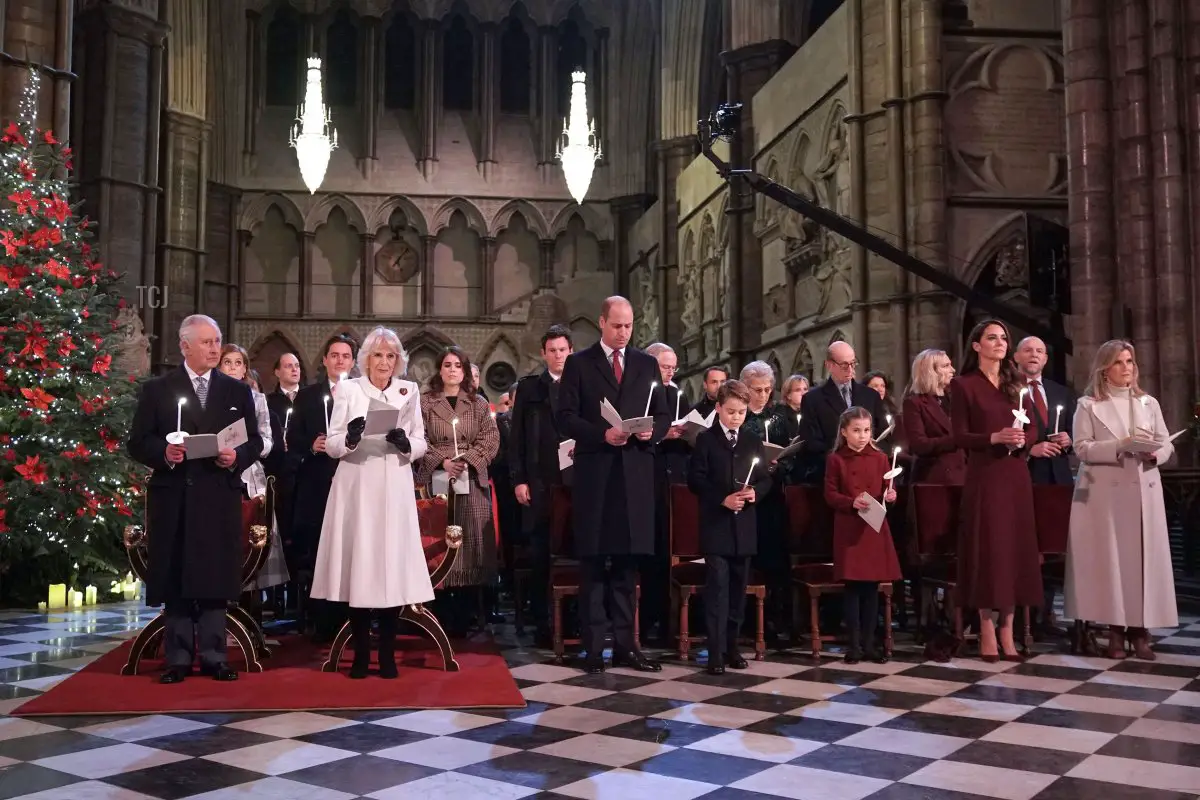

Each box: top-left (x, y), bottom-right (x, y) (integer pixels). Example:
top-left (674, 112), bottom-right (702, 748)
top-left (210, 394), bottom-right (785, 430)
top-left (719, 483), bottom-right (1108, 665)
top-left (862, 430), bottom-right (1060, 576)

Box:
top-left (179, 314), bottom-right (221, 343)
top-left (740, 360), bottom-right (776, 385)
top-left (356, 326), bottom-right (409, 378)
top-left (645, 342), bottom-right (674, 357)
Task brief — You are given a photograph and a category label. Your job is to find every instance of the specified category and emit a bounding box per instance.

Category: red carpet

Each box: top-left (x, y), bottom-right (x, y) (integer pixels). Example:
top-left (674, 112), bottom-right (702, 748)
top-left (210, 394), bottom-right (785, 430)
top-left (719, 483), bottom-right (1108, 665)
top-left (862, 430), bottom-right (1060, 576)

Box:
top-left (14, 635), bottom-right (526, 716)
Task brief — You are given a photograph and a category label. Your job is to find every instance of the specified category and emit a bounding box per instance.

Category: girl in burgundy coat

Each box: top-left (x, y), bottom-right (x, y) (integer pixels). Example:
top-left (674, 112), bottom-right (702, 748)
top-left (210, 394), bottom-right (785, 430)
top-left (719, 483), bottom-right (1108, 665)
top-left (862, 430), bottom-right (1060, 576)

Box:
top-left (825, 407), bottom-right (901, 663)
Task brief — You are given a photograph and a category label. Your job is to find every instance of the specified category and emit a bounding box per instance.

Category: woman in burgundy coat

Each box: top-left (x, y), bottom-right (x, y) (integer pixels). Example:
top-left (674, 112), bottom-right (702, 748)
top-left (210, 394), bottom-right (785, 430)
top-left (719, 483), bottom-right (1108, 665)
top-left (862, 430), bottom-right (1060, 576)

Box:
top-left (902, 349), bottom-right (967, 485)
top-left (950, 319), bottom-right (1043, 661)
top-left (825, 407), bottom-right (902, 663)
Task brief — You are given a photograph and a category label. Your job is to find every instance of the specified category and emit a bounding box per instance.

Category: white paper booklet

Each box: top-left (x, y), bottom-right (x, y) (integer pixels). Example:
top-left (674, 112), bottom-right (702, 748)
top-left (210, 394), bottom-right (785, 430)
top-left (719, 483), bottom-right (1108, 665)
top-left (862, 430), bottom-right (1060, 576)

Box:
top-left (364, 397), bottom-right (403, 436)
top-left (857, 494), bottom-right (887, 532)
top-left (184, 418), bottom-right (249, 460)
top-left (1124, 428), bottom-right (1188, 453)
top-left (431, 470), bottom-right (470, 496)
top-left (600, 398), bottom-right (655, 435)
top-left (762, 437), bottom-right (804, 462)
top-left (558, 439), bottom-right (576, 470)
top-left (674, 408), bottom-right (716, 444)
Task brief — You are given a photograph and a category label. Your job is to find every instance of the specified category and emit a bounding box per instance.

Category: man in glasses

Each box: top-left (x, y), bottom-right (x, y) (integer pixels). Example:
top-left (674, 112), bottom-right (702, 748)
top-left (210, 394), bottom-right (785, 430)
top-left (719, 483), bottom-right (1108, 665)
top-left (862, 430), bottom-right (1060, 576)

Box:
top-left (798, 340), bottom-right (888, 480)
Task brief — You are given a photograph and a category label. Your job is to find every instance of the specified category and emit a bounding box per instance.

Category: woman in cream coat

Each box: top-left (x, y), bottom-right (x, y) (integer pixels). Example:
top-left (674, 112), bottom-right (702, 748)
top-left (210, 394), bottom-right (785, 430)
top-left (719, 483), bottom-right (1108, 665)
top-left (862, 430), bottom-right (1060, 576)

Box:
top-left (1065, 339), bottom-right (1176, 661)
top-left (311, 327), bottom-right (435, 679)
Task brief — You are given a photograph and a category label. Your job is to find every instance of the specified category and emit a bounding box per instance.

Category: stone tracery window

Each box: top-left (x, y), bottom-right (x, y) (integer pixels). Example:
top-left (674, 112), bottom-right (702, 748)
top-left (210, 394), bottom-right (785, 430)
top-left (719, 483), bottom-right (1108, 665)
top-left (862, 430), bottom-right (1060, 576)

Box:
top-left (384, 14), bottom-right (417, 110)
top-left (264, 5), bottom-right (300, 107)
top-left (443, 14), bottom-right (475, 111)
top-left (556, 18), bottom-right (589, 117)
top-left (499, 15), bottom-right (532, 113)
top-left (325, 8), bottom-right (359, 107)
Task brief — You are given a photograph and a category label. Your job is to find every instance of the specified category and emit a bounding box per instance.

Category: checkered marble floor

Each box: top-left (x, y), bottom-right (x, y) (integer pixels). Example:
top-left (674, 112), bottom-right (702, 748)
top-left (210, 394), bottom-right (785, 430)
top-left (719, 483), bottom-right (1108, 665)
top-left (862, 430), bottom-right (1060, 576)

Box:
top-left (0, 604), bottom-right (1197, 799)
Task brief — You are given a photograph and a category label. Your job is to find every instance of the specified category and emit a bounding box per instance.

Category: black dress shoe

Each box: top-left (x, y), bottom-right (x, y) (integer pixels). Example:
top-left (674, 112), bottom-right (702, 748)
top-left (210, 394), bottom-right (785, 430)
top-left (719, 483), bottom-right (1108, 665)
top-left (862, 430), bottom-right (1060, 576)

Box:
top-left (726, 652), bottom-right (749, 670)
top-left (159, 667), bottom-right (189, 684)
top-left (706, 661), bottom-right (726, 676)
top-left (582, 655), bottom-right (605, 674)
top-left (200, 663), bottom-right (238, 681)
top-left (612, 650), bottom-right (662, 672)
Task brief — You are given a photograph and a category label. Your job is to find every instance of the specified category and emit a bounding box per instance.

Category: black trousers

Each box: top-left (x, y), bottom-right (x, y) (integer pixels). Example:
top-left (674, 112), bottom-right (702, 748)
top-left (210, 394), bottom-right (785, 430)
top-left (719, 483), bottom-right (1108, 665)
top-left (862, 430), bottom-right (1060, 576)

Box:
top-left (704, 555), bottom-right (750, 661)
top-left (843, 581), bottom-right (881, 653)
top-left (579, 555), bottom-right (639, 657)
top-left (163, 600), bottom-right (227, 670)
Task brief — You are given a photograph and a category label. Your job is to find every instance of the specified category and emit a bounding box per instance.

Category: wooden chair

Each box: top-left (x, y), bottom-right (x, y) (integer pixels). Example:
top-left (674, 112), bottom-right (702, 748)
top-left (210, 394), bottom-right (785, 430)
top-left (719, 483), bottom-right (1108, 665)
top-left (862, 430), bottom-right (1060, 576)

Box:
top-left (785, 485), bottom-right (893, 660)
top-left (122, 478), bottom-right (277, 676)
top-left (548, 487), bottom-right (641, 663)
top-left (667, 485), bottom-right (766, 662)
top-left (321, 491), bottom-right (465, 673)
top-left (1032, 484), bottom-right (1081, 650)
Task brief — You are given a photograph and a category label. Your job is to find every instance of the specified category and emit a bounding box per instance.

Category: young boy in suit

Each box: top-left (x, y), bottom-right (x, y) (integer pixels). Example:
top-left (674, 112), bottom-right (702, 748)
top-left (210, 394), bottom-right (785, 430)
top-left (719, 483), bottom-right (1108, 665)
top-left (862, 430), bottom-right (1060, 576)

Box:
top-left (688, 380), bottom-right (772, 674)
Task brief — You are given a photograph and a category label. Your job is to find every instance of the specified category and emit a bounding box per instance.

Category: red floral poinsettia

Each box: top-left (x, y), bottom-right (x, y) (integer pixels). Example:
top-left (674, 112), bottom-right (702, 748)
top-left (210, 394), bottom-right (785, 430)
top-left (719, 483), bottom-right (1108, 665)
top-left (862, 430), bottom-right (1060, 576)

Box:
top-left (20, 386), bottom-right (54, 410)
top-left (92, 354), bottom-right (112, 376)
top-left (15, 456), bottom-right (48, 484)
top-left (2, 121), bottom-right (26, 146)
top-left (7, 189), bottom-right (35, 215)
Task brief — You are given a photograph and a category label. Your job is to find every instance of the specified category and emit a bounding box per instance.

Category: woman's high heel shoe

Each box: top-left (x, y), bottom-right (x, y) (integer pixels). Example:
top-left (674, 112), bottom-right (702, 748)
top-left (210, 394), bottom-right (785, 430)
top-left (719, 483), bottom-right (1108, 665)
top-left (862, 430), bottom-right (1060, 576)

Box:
top-left (1106, 625), bottom-right (1128, 660)
top-left (1127, 627), bottom-right (1156, 661)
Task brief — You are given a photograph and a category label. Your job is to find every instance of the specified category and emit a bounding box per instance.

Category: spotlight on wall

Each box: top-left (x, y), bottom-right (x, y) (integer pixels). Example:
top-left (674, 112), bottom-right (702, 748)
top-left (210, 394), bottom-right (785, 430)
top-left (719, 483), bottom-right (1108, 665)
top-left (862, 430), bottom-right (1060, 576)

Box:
top-left (289, 56), bottom-right (338, 194)
top-left (556, 70), bottom-right (601, 205)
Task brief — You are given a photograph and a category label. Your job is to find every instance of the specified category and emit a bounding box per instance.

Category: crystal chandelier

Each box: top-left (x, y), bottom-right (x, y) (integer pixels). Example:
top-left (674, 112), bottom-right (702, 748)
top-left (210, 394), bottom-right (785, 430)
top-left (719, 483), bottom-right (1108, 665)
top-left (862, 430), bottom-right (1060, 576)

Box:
top-left (289, 56), bottom-right (338, 194)
top-left (556, 70), bottom-right (601, 204)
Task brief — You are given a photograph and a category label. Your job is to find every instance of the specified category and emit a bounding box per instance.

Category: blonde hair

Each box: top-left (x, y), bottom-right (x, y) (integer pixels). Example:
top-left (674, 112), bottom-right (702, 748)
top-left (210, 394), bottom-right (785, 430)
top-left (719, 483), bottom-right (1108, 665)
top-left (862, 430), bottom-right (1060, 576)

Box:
top-left (906, 348), bottom-right (949, 397)
top-left (781, 373), bottom-right (810, 398)
top-left (833, 406), bottom-right (877, 451)
top-left (1085, 339), bottom-right (1145, 401)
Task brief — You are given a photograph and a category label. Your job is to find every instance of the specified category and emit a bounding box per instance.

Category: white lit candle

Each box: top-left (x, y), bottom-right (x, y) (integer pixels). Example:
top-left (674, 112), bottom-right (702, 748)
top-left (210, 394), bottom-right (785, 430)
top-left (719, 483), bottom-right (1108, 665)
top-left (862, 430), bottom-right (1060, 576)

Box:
top-left (1013, 388), bottom-right (1028, 429)
top-left (1053, 404), bottom-right (1063, 435)
top-left (323, 396), bottom-right (331, 431)
top-left (69, 590), bottom-right (83, 608)
top-left (84, 585), bottom-right (97, 605)
top-left (742, 456), bottom-right (760, 488)
top-left (451, 418), bottom-right (460, 459)
top-left (675, 390), bottom-right (682, 422)
top-left (644, 382), bottom-right (657, 417)
top-left (764, 419), bottom-right (771, 444)
top-left (176, 397), bottom-right (185, 434)
top-left (284, 408), bottom-right (292, 436)
top-left (891, 445), bottom-right (900, 473)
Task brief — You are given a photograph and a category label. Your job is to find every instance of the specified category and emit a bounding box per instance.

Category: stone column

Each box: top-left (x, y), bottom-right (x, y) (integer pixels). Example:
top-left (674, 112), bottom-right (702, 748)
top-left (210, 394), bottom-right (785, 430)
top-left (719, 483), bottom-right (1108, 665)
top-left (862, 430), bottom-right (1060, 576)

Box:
top-left (537, 26), bottom-right (558, 172)
top-left (480, 236), bottom-right (496, 315)
top-left (418, 20), bottom-right (440, 180)
top-left (654, 136), bottom-right (698, 347)
top-left (883, 0), bottom-right (910, 378)
top-left (73, 0), bottom-right (168, 359)
top-left (479, 22), bottom-right (498, 180)
top-left (300, 231), bottom-right (315, 316)
top-left (236, 229), bottom-right (251, 314)
top-left (1064, 0), bottom-right (1116, 389)
top-left (610, 193), bottom-right (651, 297)
top-left (1120, 0), bottom-right (1158, 383)
top-left (159, 0), bottom-right (210, 361)
top-left (721, 40), bottom-right (795, 371)
top-left (1184, 0), bottom-right (1200, 392)
top-left (908, 0), bottom-right (950, 352)
top-left (538, 239), bottom-right (556, 289)
top-left (359, 14), bottom-right (382, 176)
top-left (242, 10), bottom-right (261, 169)
top-left (1147, 0), bottom-right (1190, 425)
top-left (359, 233), bottom-right (374, 317)
top-left (845, 0), bottom-right (869, 354)
top-left (420, 235), bottom-right (435, 315)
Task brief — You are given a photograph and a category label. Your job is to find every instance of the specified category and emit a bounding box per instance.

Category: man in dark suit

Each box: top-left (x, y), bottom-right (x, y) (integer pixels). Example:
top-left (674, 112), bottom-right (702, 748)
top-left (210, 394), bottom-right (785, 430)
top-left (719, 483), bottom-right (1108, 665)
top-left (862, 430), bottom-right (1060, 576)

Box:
top-left (286, 334), bottom-right (357, 639)
top-left (510, 325), bottom-right (574, 644)
top-left (1015, 337), bottom-right (1075, 485)
top-left (798, 341), bottom-right (889, 481)
top-left (558, 298), bottom-right (670, 673)
top-left (691, 366), bottom-right (729, 420)
top-left (1015, 336), bottom-right (1076, 633)
top-left (264, 352), bottom-right (303, 613)
top-left (127, 315), bottom-right (264, 684)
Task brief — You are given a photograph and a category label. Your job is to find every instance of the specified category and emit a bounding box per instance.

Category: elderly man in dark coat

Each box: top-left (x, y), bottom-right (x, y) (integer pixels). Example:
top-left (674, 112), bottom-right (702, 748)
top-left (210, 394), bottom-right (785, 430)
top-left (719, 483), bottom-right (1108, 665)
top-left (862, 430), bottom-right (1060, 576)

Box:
top-left (127, 314), bottom-right (264, 684)
top-left (557, 297), bottom-right (670, 674)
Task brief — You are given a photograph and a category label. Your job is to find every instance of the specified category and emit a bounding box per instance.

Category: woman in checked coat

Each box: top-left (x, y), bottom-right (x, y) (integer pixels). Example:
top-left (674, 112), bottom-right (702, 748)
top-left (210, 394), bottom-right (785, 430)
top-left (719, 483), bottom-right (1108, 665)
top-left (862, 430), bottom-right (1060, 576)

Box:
top-left (416, 347), bottom-right (500, 636)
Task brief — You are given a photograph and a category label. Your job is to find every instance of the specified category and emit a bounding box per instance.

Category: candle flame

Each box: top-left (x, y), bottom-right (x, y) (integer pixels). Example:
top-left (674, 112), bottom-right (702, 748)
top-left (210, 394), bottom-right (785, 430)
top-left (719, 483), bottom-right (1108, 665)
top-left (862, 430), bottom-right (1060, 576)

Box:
top-left (178, 397), bottom-right (186, 406)
top-left (893, 446), bottom-right (902, 454)
top-left (886, 414), bottom-right (892, 423)
top-left (751, 457), bottom-right (760, 466)
top-left (452, 418), bottom-right (459, 425)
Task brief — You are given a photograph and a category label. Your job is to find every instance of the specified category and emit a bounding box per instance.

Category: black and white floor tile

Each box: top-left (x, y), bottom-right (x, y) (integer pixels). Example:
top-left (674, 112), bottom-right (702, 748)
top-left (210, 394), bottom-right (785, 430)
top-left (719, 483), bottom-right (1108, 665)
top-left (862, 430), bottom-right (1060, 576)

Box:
top-left (0, 603), bottom-right (1197, 799)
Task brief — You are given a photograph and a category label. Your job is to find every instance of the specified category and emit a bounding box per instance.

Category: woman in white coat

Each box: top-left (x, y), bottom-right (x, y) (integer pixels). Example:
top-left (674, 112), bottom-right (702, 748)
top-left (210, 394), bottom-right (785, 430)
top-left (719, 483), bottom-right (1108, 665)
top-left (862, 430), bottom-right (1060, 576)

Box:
top-left (1065, 339), bottom-right (1176, 661)
top-left (311, 327), bottom-right (435, 679)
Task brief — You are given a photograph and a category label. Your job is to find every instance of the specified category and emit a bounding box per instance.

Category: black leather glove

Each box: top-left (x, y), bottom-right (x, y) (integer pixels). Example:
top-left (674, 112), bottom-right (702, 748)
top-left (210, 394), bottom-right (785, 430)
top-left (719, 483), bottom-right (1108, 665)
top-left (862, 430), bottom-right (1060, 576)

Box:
top-left (385, 427), bottom-right (410, 454)
top-left (346, 416), bottom-right (366, 447)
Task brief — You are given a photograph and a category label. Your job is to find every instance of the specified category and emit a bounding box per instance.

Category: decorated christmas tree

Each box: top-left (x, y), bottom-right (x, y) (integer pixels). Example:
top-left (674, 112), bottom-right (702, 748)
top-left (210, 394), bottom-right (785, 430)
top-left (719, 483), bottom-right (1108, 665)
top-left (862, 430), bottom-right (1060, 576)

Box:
top-left (0, 68), bottom-right (144, 604)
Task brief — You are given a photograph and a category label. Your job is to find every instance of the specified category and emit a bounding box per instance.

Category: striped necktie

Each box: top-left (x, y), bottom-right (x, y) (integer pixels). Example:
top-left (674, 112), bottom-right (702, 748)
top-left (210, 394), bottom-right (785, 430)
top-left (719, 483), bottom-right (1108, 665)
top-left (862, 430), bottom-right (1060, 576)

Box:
top-left (194, 377), bottom-right (209, 409)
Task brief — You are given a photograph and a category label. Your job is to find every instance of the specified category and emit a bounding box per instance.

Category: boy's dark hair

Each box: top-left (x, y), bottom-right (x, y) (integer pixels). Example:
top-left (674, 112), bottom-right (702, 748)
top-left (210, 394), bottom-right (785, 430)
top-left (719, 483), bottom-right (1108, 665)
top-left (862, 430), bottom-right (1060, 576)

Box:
top-left (716, 379), bottom-right (751, 406)
top-left (541, 325), bottom-right (572, 351)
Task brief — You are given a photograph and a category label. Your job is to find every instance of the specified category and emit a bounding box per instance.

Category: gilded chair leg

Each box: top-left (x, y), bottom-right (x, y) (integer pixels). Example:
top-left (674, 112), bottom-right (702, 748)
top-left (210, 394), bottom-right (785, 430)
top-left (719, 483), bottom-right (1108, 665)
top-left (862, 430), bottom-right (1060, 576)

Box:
top-left (320, 620), bottom-right (354, 673)
top-left (225, 612), bottom-right (263, 673)
top-left (679, 590), bottom-right (690, 661)
top-left (402, 604), bottom-right (461, 672)
top-left (755, 591), bottom-right (766, 660)
top-left (809, 589), bottom-right (822, 660)
top-left (121, 613), bottom-right (166, 676)
top-left (552, 592), bottom-right (565, 664)
top-left (229, 604), bottom-right (270, 660)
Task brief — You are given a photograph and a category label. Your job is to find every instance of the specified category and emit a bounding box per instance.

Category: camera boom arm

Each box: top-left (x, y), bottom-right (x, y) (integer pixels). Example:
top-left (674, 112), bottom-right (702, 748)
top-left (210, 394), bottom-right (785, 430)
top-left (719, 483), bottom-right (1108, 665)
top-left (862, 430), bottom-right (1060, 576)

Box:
top-left (698, 109), bottom-right (1071, 354)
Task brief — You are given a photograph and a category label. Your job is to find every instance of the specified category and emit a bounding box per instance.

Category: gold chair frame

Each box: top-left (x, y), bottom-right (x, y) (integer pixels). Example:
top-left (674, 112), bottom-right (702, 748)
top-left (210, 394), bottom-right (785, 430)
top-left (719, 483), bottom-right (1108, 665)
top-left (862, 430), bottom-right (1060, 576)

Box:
top-left (320, 489), bottom-right (465, 673)
top-left (120, 477), bottom-right (277, 676)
